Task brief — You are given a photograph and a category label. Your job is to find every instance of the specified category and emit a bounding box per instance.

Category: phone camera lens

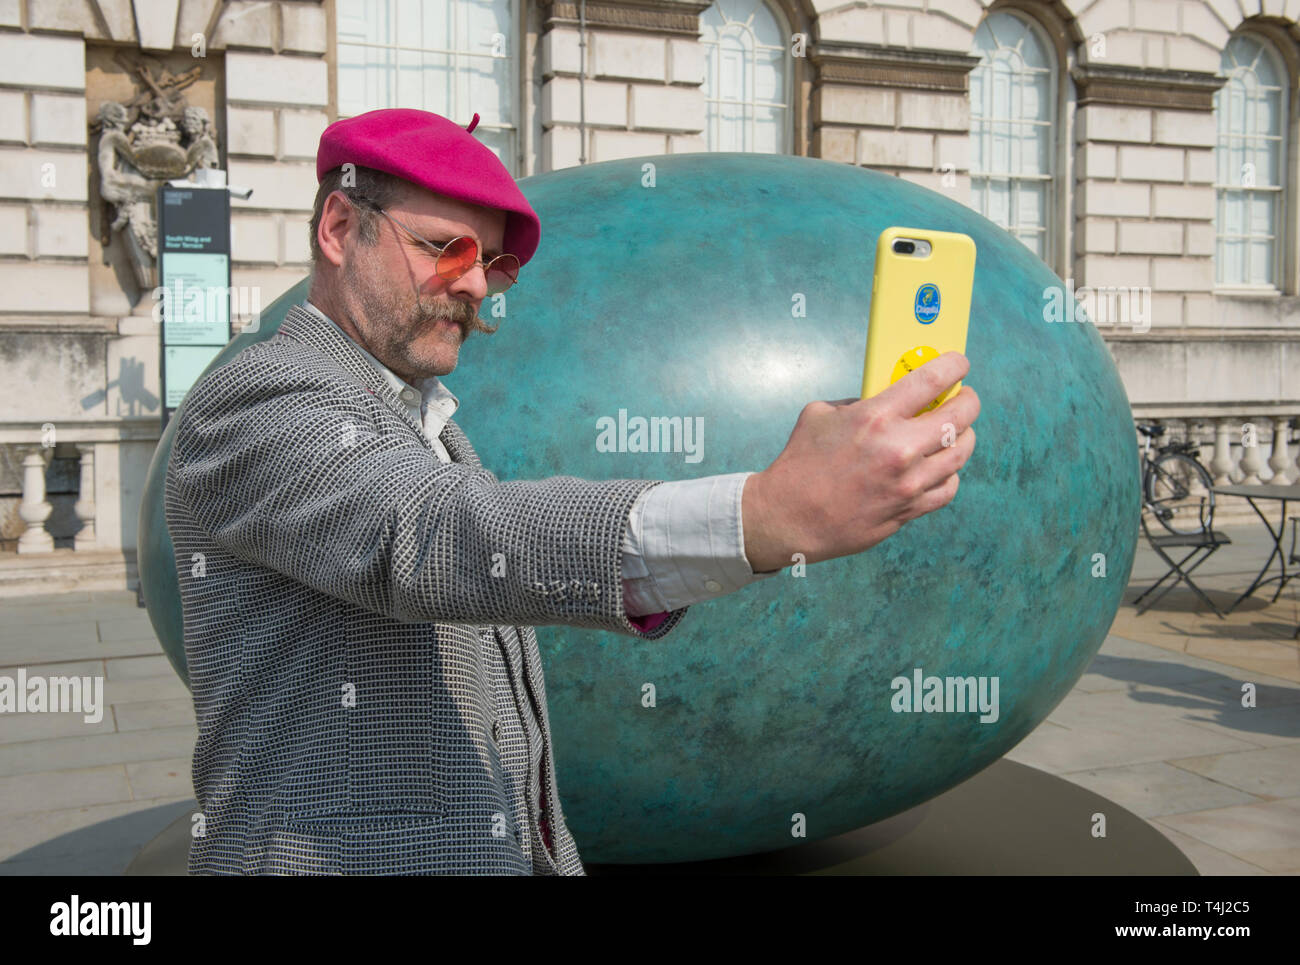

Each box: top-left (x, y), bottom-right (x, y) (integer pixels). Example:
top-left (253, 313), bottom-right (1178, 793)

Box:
top-left (894, 240), bottom-right (915, 254)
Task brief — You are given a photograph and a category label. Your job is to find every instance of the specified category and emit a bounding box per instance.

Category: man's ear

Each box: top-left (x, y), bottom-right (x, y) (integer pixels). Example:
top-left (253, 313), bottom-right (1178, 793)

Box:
top-left (316, 190), bottom-right (354, 268)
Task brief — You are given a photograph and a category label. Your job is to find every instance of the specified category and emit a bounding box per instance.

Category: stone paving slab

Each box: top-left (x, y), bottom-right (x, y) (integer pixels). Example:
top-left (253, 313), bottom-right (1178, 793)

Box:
top-left (0, 725), bottom-right (196, 778)
top-left (113, 698), bottom-right (198, 733)
top-left (0, 634), bottom-right (166, 666)
top-left (1053, 760), bottom-right (1260, 818)
top-left (1170, 744), bottom-right (1300, 799)
top-left (125, 757), bottom-right (192, 801)
top-left (0, 764), bottom-right (133, 816)
top-left (1155, 798), bottom-right (1300, 873)
top-left (1148, 823), bottom-right (1272, 876)
top-left (0, 798), bottom-right (193, 876)
top-left (106, 655), bottom-right (178, 680)
top-left (0, 708), bottom-right (118, 743)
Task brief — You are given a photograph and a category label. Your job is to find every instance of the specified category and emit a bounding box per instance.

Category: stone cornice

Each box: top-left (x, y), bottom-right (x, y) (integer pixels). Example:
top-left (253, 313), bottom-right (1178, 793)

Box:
top-left (1072, 63), bottom-right (1225, 112)
top-left (538, 0), bottom-right (712, 37)
top-left (809, 43), bottom-right (982, 93)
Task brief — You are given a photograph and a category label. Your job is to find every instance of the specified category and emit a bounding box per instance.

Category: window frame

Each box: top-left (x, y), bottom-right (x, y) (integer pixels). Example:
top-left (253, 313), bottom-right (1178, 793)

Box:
top-left (699, 0), bottom-right (795, 155)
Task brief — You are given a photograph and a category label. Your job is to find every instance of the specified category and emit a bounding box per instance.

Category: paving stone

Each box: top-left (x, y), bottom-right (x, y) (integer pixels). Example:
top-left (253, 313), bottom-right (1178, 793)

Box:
top-left (0, 725), bottom-right (195, 777)
top-left (1157, 798), bottom-right (1300, 873)
top-left (106, 655), bottom-right (179, 680)
top-left (104, 674), bottom-right (190, 705)
top-left (113, 699), bottom-right (196, 732)
top-left (96, 617), bottom-right (161, 643)
top-left (0, 764), bottom-right (131, 816)
top-left (0, 707), bottom-right (117, 743)
top-left (1170, 744), bottom-right (1300, 799)
top-left (0, 797), bottom-right (192, 862)
top-left (1149, 822), bottom-right (1272, 876)
top-left (1056, 760), bottom-right (1260, 818)
top-left (126, 757), bottom-right (192, 801)
top-left (1003, 712), bottom-right (1258, 773)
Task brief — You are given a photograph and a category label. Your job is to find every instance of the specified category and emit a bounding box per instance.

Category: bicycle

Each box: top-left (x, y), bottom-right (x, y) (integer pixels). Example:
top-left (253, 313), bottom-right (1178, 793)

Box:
top-left (1137, 423), bottom-right (1217, 536)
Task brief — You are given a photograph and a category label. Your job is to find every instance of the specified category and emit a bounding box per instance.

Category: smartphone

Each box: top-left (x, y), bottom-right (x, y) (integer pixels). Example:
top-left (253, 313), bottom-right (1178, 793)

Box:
top-left (860, 226), bottom-right (976, 415)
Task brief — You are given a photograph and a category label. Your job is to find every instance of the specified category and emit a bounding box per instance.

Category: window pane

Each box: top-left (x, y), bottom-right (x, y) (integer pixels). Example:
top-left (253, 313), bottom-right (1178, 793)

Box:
top-left (1215, 33), bottom-right (1287, 286)
top-left (702, 0), bottom-right (790, 153)
top-left (1017, 181), bottom-right (1044, 224)
top-left (752, 105), bottom-right (785, 153)
top-left (986, 179), bottom-right (1010, 225)
top-left (1248, 240), bottom-right (1273, 284)
top-left (969, 10), bottom-right (1055, 266)
top-left (754, 47), bottom-right (783, 103)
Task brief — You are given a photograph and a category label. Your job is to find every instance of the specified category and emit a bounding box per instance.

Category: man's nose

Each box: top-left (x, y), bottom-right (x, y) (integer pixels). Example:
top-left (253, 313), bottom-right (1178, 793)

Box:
top-left (443, 262), bottom-right (490, 303)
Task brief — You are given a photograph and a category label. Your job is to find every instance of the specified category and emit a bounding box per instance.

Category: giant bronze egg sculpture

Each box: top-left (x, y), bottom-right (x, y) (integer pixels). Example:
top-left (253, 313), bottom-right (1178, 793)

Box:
top-left (140, 153), bottom-right (1139, 863)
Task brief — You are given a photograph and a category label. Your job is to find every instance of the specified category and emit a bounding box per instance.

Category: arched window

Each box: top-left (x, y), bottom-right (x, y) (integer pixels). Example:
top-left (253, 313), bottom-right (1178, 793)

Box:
top-left (336, 0), bottom-right (518, 173)
top-left (1214, 34), bottom-right (1288, 289)
top-left (700, 0), bottom-right (791, 153)
top-left (969, 10), bottom-right (1056, 263)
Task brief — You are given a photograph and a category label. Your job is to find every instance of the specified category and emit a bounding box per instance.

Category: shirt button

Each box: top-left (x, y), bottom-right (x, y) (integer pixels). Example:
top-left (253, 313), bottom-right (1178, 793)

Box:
top-left (401, 388), bottom-right (418, 404)
top-left (704, 579), bottom-right (722, 593)
top-left (491, 720), bottom-right (502, 743)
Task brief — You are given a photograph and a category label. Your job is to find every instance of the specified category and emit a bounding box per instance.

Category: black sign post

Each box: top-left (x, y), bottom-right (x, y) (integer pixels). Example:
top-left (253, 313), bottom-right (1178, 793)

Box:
top-left (157, 183), bottom-right (233, 431)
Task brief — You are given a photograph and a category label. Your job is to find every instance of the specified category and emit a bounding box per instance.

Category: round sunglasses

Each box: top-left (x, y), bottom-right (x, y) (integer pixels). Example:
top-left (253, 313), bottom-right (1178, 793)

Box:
top-left (346, 194), bottom-right (520, 295)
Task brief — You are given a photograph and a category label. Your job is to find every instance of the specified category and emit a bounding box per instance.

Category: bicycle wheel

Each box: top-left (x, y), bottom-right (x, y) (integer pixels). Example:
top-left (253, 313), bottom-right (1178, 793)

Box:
top-left (1146, 450), bottom-right (1215, 535)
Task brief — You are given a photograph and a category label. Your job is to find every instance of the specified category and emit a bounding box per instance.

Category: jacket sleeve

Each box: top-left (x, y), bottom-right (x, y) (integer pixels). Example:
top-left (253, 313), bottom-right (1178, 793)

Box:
top-left (167, 353), bottom-right (688, 639)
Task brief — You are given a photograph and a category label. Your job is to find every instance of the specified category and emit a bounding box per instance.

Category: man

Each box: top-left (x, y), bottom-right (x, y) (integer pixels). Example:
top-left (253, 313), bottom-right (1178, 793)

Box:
top-left (165, 108), bottom-right (978, 875)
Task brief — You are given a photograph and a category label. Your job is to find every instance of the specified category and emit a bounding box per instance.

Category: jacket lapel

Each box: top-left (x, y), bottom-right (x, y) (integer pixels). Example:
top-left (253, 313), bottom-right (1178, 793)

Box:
top-left (279, 303), bottom-right (482, 467)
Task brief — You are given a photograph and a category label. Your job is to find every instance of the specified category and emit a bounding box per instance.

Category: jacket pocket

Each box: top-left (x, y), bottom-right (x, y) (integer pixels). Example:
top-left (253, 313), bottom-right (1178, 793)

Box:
top-left (266, 812), bottom-right (528, 875)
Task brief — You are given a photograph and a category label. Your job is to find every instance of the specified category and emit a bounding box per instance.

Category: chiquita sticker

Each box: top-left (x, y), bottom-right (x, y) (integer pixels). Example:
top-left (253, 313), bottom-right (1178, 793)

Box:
top-left (914, 283), bottom-right (940, 324)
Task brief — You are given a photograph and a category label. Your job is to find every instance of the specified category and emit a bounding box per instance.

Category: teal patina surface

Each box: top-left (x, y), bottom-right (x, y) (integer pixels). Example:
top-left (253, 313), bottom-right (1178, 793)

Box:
top-left (139, 153), bottom-right (1139, 863)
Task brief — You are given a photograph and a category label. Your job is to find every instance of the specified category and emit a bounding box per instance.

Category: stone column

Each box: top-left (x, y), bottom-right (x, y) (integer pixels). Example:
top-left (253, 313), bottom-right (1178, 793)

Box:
top-left (1267, 416), bottom-right (1295, 485)
top-left (1239, 419), bottom-right (1266, 486)
top-left (1210, 417), bottom-right (1235, 486)
top-left (74, 442), bottom-right (98, 550)
top-left (17, 448), bottom-right (54, 554)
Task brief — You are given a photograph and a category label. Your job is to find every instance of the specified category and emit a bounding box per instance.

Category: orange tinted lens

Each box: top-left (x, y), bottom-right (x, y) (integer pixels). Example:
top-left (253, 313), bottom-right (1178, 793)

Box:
top-left (436, 236), bottom-right (480, 280)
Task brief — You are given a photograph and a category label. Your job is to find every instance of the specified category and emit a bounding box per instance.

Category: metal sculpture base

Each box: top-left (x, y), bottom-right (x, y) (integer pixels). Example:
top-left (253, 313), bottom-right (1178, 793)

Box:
top-left (125, 759), bottom-right (1197, 875)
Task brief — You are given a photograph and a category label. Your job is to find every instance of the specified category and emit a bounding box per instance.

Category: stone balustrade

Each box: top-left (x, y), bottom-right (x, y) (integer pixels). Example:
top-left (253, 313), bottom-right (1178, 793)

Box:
top-left (1134, 412), bottom-right (1300, 528)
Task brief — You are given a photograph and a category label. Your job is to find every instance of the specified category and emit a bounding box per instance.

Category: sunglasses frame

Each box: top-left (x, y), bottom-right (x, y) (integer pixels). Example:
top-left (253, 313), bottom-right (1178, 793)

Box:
top-left (343, 193), bottom-right (520, 295)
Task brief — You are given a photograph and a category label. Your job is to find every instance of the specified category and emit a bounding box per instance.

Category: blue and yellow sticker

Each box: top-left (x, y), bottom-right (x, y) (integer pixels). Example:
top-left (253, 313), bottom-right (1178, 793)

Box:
top-left (914, 283), bottom-right (940, 324)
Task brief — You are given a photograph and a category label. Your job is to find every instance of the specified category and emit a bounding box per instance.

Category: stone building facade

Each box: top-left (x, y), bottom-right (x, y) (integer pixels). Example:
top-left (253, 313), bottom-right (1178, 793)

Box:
top-left (1, 0), bottom-right (1297, 593)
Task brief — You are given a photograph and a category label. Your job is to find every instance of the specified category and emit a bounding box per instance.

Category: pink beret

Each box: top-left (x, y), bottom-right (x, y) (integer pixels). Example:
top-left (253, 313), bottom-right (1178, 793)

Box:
top-left (316, 108), bottom-right (540, 267)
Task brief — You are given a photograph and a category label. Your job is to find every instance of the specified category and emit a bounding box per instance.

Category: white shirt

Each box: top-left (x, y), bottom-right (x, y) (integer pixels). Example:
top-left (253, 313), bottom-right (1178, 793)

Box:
top-left (303, 301), bottom-right (778, 617)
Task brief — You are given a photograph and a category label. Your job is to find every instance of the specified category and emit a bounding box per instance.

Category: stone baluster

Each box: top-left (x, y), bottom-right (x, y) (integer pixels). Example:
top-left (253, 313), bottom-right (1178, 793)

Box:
top-left (73, 443), bottom-right (97, 550)
top-left (1210, 418), bottom-right (1235, 485)
top-left (1238, 417), bottom-right (1266, 485)
top-left (16, 447), bottom-right (54, 553)
top-left (1266, 416), bottom-right (1294, 485)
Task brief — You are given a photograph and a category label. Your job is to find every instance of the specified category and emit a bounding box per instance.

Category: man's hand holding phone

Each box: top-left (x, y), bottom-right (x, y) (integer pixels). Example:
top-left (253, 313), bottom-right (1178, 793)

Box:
top-left (742, 352), bottom-right (979, 573)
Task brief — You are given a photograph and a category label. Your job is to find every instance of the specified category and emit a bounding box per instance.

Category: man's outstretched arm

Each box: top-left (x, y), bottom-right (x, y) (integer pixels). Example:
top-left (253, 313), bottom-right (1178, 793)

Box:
top-left (167, 346), bottom-right (687, 639)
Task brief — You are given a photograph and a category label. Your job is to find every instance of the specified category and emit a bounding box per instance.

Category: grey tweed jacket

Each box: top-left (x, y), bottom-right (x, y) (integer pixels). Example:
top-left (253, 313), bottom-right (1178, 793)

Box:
top-left (164, 304), bottom-right (689, 875)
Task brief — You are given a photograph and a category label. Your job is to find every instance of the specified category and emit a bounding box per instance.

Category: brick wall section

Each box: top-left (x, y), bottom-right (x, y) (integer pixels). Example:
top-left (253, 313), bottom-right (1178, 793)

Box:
top-left (0, 29), bottom-right (89, 314)
top-left (219, 3), bottom-right (329, 323)
top-left (814, 83), bottom-right (972, 199)
top-left (1075, 103), bottom-right (1216, 328)
top-left (540, 27), bottom-right (706, 169)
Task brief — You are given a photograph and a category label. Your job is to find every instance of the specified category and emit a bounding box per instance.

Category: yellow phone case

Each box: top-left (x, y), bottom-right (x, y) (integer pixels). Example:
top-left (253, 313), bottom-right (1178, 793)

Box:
top-left (860, 226), bottom-right (976, 414)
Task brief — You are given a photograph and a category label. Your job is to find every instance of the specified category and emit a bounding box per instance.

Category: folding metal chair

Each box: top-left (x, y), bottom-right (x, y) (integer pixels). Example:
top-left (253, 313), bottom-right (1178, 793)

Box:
top-left (1133, 497), bottom-right (1232, 618)
top-left (1290, 517), bottom-right (1300, 639)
